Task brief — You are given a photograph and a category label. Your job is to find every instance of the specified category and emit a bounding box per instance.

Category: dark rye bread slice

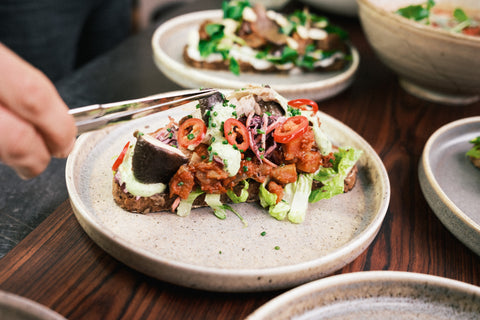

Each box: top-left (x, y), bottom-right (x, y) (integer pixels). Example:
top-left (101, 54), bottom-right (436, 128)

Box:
top-left (112, 165), bottom-right (358, 214)
top-left (113, 178), bottom-right (262, 214)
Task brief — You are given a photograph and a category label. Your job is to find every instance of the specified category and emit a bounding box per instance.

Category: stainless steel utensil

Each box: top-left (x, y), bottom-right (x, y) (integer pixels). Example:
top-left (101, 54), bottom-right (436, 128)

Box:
top-left (69, 89), bottom-right (218, 134)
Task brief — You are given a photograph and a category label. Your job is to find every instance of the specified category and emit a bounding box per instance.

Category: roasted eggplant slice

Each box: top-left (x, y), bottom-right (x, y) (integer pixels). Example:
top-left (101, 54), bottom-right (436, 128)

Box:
top-left (132, 134), bottom-right (188, 184)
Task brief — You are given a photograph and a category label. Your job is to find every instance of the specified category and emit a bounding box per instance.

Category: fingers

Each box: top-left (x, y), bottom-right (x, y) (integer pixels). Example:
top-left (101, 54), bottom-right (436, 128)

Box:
top-left (0, 43), bottom-right (77, 159)
top-left (0, 105), bottom-right (51, 179)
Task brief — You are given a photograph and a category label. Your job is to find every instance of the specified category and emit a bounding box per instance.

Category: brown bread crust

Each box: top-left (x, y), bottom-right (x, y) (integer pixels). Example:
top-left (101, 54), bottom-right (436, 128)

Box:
top-left (470, 156), bottom-right (480, 169)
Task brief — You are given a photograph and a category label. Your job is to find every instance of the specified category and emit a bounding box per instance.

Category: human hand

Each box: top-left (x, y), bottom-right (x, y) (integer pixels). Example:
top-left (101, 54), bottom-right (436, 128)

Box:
top-left (0, 43), bottom-right (77, 179)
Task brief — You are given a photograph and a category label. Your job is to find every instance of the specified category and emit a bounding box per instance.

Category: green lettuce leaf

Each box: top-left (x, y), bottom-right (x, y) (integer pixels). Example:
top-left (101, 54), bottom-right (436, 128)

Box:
top-left (227, 180), bottom-right (249, 203)
top-left (259, 182), bottom-right (277, 208)
top-left (466, 136), bottom-right (480, 159)
top-left (309, 147), bottom-right (362, 203)
top-left (288, 174), bottom-right (313, 224)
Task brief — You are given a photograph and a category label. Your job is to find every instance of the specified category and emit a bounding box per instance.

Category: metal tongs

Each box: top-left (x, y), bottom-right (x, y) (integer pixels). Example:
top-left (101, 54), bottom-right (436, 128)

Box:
top-left (69, 89), bottom-right (218, 135)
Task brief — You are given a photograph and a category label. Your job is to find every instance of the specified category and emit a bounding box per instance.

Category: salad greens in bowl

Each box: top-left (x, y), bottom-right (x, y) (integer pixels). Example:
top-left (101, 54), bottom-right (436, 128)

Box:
top-left (357, 0), bottom-right (480, 105)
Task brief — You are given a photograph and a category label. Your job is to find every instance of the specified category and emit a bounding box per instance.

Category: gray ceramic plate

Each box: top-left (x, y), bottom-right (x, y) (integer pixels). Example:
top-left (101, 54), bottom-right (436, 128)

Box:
top-left (151, 10), bottom-right (359, 101)
top-left (419, 117), bottom-right (480, 256)
top-left (0, 291), bottom-right (65, 320)
top-left (66, 90), bottom-right (390, 292)
top-left (246, 271), bottom-right (480, 319)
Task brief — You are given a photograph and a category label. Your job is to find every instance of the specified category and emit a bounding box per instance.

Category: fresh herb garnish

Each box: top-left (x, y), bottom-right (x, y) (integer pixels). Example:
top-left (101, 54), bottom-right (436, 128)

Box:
top-left (396, 0), bottom-right (435, 22)
top-left (222, 0), bottom-right (251, 21)
top-left (451, 8), bottom-right (472, 33)
top-left (466, 136), bottom-right (480, 159)
top-left (229, 56), bottom-right (240, 75)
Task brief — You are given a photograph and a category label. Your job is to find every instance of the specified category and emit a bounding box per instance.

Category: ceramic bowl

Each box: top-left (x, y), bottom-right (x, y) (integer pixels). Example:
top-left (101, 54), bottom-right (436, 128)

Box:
top-left (357, 0), bottom-right (480, 105)
top-left (0, 290), bottom-right (65, 320)
top-left (300, 0), bottom-right (358, 17)
top-left (418, 116), bottom-right (480, 256)
top-left (246, 271), bottom-right (480, 319)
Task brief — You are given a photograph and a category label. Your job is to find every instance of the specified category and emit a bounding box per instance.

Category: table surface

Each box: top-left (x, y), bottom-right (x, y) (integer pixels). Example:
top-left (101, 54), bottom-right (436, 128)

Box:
top-left (1, 1), bottom-right (480, 319)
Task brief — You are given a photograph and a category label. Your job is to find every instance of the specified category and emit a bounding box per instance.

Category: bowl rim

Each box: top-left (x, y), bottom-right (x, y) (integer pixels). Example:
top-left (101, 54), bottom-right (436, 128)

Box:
top-left (357, 0), bottom-right (480, 45)
top-left (420, 116), bottom-right (480, 234)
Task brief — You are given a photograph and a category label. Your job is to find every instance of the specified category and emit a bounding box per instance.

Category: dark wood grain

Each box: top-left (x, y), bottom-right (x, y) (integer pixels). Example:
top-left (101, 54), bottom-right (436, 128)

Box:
top-left (0, 13), bottom-right (479, 320)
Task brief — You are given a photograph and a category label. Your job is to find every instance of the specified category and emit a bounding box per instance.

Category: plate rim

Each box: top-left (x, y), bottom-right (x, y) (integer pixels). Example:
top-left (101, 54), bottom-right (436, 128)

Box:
top-left (246, 270), bottom-right (480, 319)
top-left (419, 116), bottom-right (480, 255)
top-left (150, 10), bottom-right (360, 100)
top-left (66, 89), bottom-right (390, 292)
top-left (0, 290), bottom-right (66, 320)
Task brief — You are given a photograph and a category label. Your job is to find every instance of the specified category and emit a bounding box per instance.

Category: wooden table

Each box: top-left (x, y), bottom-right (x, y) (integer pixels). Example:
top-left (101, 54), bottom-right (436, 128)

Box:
top-left (0, 6), bottom-right (479, 320)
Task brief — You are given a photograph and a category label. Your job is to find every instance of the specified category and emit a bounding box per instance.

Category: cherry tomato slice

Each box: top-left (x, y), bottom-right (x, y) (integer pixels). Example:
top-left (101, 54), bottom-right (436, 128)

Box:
top-left (178, 118), bottom-right (207, 149)
top-left (112, 141), bottom-right (130, 171)
top-left (463, 26), bottom-right (480, 36)
top-left (273, 116), bottom-right (309, 144)
top-left (223, 118), bottom-right (250, 152)
top-left (288, 99), bottom-right (319, 114)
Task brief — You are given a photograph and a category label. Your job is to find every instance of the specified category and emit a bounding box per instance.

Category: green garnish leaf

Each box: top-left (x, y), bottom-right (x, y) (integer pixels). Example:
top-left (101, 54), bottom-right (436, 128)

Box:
top-left (205, 23), bottom-right (225, 40)
top-left (466, 136), bottom-right (480, 159)
top-left (222, 0), bottom-right (251, 20)
top-left (229, 56), bottom-right (240, 75)
top-left (453, 8), bottom-right (468, 22)
top-left (396, 0), bottom-right (435, 22)
top-left (324, 25), bottom-right (349, 40)
top-left (198, 39), bottom-right (217, 57)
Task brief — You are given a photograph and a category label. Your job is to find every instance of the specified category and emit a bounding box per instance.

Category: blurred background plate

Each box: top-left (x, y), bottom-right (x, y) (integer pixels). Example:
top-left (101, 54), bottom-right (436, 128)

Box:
top-left (0, 290), bottom-right (65, 320)
top-left (419, 117), bottom-right (480, 256)
top-left (151, 10), bottom-right (359, 101)
top-left (246, 271), bottom-right (480, 319)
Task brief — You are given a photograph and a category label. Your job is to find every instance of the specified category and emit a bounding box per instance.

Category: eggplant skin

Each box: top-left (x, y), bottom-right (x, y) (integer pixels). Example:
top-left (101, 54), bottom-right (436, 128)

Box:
top-left (132, 134), bottom-right (188, 184)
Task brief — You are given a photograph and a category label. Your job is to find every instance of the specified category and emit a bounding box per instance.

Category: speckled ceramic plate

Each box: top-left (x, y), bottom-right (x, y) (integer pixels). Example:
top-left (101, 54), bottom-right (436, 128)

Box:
top-left (246, 271), bottom-right (480, 319)
top-left (419, 117), bottom-right (480, 256)
top-left (66, 90), bottom-right (389, 292)
top-left (0, 290), bottom-right (65, 320)
top-left (151, 10), bottom-right (359, 101)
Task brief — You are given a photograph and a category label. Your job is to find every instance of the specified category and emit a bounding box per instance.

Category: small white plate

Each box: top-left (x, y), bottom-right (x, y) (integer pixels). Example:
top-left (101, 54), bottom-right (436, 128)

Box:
top-left (151, 10), bottom-right (359, 101)
top-left (419, 117), bottom-right (480, 256)
top-left (66, 90), bottom-right (389, 292)
top-left (0, 290), bottom-right (65, 320)
top-left (246, 271), bottom-right (480, 319)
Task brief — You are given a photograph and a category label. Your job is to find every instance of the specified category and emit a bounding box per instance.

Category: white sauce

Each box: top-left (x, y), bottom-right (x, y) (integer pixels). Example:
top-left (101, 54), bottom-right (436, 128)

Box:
top-left (117, 147), bottom-right (166, 197)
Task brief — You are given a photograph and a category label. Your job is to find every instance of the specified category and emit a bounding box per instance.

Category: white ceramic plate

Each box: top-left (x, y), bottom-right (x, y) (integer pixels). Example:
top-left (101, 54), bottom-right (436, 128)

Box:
top-left (419, 117), bottom-right (480, 256)
top-left (246, 271), bottom-right (480, 319)
top-left (0, 290), bottom-right (65, 320)
top-left (151, 10), bottom-right (359, 101)
top-left (66, 90), bottom-right (389, 292)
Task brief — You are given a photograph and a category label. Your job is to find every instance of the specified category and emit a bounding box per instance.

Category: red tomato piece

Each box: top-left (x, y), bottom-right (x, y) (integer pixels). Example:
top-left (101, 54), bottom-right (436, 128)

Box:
top-left (273, 116), bottom-right (309, 144)
top-left (112, 141), bottom-right (130, 171)
top-left (178, 118), bottom-right (207, 149)
top-left (288, 99), bottom-right (319, 114)
top-left (223, 118), bottom-right (250, 152)
top-left (463, 26), bottom-right (480, 36)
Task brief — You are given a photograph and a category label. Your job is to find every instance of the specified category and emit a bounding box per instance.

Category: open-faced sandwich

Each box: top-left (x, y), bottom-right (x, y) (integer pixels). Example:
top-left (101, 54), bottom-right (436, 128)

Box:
top-left (111, 86), bottom-right (362, 224)
top-left (183, 0), bottom-right (351, 75)
top-left (467, 136), bottom-right (480, 169)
